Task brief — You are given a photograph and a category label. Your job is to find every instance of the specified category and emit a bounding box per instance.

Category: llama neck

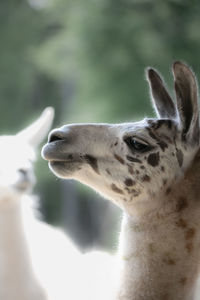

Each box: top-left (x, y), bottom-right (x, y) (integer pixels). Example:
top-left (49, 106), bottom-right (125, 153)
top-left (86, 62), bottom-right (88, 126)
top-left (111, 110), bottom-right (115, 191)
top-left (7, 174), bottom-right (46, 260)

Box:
top-left (117, 213), bottom-right (199, 300)
top-left (0, 193), bottom-right (47, 299)
top-left (117, 156), bottom-right (200, 300)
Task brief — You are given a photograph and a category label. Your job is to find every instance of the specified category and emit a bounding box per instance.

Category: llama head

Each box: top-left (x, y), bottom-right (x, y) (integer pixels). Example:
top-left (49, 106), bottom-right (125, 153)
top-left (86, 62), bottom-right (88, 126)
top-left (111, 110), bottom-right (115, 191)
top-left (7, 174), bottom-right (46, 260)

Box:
top-left (0, 107), bottom-right (54, 200)
top-left (42, 62), bottom-right (200, 214)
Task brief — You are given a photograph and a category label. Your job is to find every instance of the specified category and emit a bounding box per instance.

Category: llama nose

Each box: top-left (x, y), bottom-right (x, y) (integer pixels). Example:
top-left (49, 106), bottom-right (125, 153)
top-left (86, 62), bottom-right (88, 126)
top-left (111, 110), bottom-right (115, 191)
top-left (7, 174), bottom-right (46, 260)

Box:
top-left (48, 129), bottom-right (66, 143)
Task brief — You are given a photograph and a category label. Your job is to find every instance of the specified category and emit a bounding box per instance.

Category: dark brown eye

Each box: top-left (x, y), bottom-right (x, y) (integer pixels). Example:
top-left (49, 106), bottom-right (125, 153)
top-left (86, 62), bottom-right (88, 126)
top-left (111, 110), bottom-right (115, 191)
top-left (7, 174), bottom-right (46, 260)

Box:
top-left (126, 138), bottom-right (150, 152)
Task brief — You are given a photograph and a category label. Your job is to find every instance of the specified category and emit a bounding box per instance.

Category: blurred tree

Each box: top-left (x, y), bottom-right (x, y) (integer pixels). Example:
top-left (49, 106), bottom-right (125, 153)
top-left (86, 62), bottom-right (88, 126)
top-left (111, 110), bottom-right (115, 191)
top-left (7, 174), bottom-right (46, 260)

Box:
top-left (33, 0), bottom-right (200, 124)
top-left (2, 0), bottom-right (200, 249)
top-left (0, 0), bottom-right (63, 226)
top-left (0, 0), bottom-right (60, 131)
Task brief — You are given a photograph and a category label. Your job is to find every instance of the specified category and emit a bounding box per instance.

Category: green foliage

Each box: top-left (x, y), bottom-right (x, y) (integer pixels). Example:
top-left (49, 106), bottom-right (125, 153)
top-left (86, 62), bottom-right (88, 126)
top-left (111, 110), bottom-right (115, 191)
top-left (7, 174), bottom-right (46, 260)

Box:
top-left (33, 0), bottom-right (200, 124)
top-left (2, 0), bottom-right (200, 242)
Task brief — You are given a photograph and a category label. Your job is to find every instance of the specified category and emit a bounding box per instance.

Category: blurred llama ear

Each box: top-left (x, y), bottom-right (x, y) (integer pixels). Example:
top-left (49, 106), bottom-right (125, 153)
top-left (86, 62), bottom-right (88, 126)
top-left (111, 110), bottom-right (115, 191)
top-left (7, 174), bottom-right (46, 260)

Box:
top-left (17, 107), bottom-right (55, 148)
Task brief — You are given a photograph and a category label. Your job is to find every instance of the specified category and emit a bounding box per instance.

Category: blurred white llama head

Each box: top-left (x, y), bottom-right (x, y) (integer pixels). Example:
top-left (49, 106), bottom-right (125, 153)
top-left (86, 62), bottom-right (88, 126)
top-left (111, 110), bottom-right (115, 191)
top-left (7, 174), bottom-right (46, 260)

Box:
top-left (0, 107), bottom-right (54, 198)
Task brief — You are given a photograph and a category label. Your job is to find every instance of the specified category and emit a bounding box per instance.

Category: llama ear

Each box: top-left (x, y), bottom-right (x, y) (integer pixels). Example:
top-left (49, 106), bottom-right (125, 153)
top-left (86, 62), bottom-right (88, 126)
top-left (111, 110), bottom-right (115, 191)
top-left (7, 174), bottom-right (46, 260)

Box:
top-left (173, 61), bottom-right (200, 145)
top-left (17, 107), bottom-right (55, 148)
top-left (146, 68), bottom-right (177, 119)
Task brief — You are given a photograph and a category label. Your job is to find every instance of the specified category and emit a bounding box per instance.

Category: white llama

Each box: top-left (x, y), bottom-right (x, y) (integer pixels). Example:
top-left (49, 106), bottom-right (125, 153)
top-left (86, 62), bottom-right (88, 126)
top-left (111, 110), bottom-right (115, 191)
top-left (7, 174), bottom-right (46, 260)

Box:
top-left (0, 107), bottom-right (80, 300)
top-left (42, 61), bottom-right (200, 300)
top-left (0, 107), bottom-right (116, 300)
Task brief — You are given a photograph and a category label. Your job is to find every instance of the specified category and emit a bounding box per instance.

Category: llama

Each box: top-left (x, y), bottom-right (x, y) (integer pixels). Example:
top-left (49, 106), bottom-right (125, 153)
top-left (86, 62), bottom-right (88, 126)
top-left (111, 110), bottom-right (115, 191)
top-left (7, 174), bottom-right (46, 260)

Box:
top-left (0, 107), bottom-right (116, 300)
top-left (42, 61), bottom-right (200, 300)
top-left (0, 107), bottom-right (81, 300)
top-left (0, 107), bottom-right (55, 300)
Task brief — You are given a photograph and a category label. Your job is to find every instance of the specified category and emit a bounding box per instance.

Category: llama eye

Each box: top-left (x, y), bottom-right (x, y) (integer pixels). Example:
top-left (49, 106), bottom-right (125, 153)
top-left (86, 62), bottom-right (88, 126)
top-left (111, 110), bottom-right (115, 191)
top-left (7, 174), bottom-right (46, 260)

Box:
top-left (126, 138), bottom-right (150, 152)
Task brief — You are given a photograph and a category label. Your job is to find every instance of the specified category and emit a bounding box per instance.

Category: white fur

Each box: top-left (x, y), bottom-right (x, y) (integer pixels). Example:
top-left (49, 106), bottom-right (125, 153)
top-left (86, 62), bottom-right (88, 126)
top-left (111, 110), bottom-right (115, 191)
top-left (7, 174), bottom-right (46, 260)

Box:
top-left (0, 107), bottom-right (116, 300)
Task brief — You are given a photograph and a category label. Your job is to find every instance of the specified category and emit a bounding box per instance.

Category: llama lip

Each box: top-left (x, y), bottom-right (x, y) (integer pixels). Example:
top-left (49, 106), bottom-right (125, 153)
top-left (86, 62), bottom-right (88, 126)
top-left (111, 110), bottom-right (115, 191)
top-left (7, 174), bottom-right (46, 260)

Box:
top-left (42, 142), bottom-right (68, 161)
top-left (42, 143), bottom-right (82, 165)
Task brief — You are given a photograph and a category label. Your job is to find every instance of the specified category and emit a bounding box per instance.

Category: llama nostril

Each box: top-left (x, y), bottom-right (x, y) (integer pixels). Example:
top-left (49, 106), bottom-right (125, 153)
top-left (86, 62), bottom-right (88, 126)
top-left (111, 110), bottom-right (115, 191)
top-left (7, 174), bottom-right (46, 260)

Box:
top-left (48, 131), bottom-right (65, 143)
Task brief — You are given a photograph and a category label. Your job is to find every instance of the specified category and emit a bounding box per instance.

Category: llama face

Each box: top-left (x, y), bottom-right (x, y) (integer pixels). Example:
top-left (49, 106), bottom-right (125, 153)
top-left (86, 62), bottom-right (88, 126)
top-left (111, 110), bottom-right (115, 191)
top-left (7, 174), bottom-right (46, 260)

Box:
top-left (0, 107), bottom-right (54, 199)
top-left (0, 136), bottom-right (36, 194)
top-left (42, 62), bottom-right (200, 213)
top-left (42, 118), bottom-right (193, 211)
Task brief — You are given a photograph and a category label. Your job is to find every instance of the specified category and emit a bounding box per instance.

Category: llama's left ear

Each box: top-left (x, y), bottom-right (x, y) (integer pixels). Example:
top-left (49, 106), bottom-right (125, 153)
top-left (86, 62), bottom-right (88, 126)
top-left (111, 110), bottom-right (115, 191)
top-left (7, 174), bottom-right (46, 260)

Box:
top-left (173, 61), bottom-right (200, 145)
top-left (17, 107), bottom-right (55, 148)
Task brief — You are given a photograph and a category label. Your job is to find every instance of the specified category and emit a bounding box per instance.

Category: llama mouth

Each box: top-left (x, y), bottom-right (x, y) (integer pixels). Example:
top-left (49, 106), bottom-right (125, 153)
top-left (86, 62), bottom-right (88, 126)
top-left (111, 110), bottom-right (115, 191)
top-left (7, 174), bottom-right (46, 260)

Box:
top-left (42, 143), bottom-right (97, 177)
top-left (42, 144), bottom-right (81, 164)
top-left (13, 180), bottom-right (33, 192)
top-left (49, 160), bottom-right (82, 177)
top-left (42, 142), bottom-right (83, 176)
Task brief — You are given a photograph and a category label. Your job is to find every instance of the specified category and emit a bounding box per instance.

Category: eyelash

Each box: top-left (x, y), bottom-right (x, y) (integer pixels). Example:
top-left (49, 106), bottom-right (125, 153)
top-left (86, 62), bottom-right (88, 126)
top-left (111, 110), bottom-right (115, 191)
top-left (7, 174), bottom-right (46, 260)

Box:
top-left (124, 137), bottom-right (152, 153)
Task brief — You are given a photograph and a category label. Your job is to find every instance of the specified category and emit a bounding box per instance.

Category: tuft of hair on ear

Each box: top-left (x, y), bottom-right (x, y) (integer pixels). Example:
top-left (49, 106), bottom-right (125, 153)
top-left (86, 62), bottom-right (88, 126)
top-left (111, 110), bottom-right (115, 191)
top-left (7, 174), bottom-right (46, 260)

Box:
top-left (146, 67), bottom-right (177, 119)
top-left (172, 61), bottom-right (200, 146)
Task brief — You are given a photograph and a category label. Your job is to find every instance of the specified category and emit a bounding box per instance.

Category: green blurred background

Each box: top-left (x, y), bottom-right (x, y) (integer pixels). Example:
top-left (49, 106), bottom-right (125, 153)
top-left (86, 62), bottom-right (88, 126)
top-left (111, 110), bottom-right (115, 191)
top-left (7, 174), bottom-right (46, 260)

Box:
top-left (1, 0), bottom-right (200, 251)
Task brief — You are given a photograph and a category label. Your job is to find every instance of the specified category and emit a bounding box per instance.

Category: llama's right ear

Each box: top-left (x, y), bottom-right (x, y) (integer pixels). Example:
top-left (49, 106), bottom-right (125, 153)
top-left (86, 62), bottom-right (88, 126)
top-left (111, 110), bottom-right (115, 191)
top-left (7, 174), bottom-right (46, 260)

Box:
top-left (146, 68), bottom-right (177, 119)
top-left (173, 61), bottom-right (200, 146)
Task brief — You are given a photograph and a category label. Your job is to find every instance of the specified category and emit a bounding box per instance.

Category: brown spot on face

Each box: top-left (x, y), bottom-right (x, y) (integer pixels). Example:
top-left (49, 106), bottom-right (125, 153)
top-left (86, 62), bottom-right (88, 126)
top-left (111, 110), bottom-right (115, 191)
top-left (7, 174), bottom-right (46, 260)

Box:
top-left (147, 128), bottom-right (158, 141)
top-left (176, 149), bottom-right (184, 167)
top-left (114, 141), bottom-right (118, 146)
top-left (136, 170), bottom-right (140, 175)
top-left (84, 155), bottom-right (100, 174)
top-left (161, 166), bottom-right (165, 172)
top-left (126, 155), bottom-right (142, 163)
top-left (154, 120), bottom-right (169, 129)
top-left (157, 141), bottom-right (168, 151)
top-left (185, 242), bottom-right (193, 253)
top-left (132, 189), bottom-right (141, 197)
top-left (179, 277), bottom-right (187, 286)
top-left (166, 120), bottom-right (172, 129)
top-left (176, 218), bottom-right (187, 228)
top-left (147, 152), bottom-right (160, 167)
top-left (128, 165), bottom-right (134, 175)
top-left (124, 178), bottom-right (135, 186)
top-left (142, 174), bottom-right (151, 182)
top-left (175, 197), bottom-right (188, 212)
top-left (166, 187), bottom-right (171, 195)
top-left (163, 178), bottom-right (167, 185)
top-left (106, 169), bottom-right (111, 175)
top-left (163, 255), bottom-right (176, 266)
top-left (111, 184), bottom-right (124, 194)
top-left (162, 135), bottom-right (173, 144)
top-left (114, 154), bottom-right (125, 165)
top-left (185, 228), bottom-right (196, 240)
